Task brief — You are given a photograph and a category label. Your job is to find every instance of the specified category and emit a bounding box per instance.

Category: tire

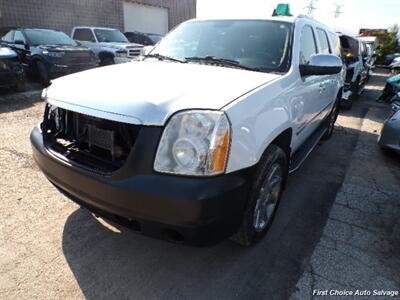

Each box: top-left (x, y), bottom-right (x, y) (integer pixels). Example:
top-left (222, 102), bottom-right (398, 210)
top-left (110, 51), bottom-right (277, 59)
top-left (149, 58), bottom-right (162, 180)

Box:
top-left (322, 100), bottom-right (339, 140)
top-left (36, 61), bottom-right (50, 87)
top-left (100, 55), bottom-right (114, 66)
top-left (230, 144), bottom-right (288, 246)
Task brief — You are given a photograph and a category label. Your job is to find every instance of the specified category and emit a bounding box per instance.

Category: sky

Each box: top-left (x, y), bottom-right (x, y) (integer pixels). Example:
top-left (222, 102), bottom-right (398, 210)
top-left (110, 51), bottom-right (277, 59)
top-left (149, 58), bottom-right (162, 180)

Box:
top-left (197, 0), bottom-right (400, 35)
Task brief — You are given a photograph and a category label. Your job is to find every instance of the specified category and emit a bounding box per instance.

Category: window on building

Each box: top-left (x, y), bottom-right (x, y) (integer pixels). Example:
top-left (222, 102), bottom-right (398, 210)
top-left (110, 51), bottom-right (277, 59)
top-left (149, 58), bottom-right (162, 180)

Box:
top-left (316, 28), bottom-right (331, 54)
top-left (299, 26), bottom-right (317, 65)
top-left (73, 29), bottom-right (95, 42)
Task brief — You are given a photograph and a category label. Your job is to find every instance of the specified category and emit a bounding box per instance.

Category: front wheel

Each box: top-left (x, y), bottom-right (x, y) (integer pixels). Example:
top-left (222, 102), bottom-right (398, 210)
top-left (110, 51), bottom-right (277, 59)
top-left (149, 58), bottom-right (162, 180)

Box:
top-left (231, 144), bottom-right (287, 246)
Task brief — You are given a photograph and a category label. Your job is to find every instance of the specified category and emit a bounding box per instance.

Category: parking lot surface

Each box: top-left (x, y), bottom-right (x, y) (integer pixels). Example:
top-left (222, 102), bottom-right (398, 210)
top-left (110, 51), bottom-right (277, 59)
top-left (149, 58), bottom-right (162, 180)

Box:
top-left (0, 69), bottom-right (399, 299)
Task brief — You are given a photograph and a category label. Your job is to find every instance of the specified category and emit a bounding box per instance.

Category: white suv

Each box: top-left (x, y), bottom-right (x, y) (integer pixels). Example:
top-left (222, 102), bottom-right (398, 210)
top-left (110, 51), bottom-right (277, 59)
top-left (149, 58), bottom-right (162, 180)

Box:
top-left (32, 16), bottom-right (343, 246)
top-left (71, 26), bottom-right (143, 65)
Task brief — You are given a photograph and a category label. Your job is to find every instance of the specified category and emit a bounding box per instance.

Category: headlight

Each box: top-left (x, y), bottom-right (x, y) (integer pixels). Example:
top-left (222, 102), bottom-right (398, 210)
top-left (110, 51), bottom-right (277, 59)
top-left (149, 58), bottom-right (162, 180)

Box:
top-left (43, 50), bottom-right (65, 58)
top-left (41, 88), bottom-right (48, 100)
top-left (154, 110), bottom-right (231, 176)
top-left (115, 51), bottom-right (128, 58)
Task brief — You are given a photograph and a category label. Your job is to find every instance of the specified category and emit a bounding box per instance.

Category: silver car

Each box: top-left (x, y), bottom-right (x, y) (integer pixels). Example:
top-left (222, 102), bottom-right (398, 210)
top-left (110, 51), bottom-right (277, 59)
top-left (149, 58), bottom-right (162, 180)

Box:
top-left (378, 102), bottom-right (400, 154)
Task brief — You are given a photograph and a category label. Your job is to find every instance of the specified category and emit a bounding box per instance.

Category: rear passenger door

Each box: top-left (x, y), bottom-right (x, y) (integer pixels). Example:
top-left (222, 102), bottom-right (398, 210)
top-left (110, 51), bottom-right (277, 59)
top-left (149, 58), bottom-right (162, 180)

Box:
top-left (295, 25), bottom-right (322, 141)
top-left (316, 28), bottom-right (336, 119)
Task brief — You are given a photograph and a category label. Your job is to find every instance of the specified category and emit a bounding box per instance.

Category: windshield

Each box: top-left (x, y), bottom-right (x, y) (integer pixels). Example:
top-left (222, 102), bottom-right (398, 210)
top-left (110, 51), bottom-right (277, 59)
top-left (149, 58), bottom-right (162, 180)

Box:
top-left (94, 29), bottom-right (129, 43)
top-left (25, 29), bottom-right (77, 46)
top-left (151, 20), bottom-right (293, 72)
top-left (148, 34), bottom-right (163, 44)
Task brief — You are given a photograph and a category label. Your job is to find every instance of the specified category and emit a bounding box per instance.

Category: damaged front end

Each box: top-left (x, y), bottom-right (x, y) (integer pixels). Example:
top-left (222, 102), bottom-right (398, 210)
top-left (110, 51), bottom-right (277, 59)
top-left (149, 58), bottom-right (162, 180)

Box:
top-left (42, 104), bottom-right (141, 173)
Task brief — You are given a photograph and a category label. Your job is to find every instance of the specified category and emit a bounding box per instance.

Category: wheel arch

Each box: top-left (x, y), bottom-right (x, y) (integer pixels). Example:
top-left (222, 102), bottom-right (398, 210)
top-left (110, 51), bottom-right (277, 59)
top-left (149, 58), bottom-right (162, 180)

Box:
top-left (98, 51), bottom-right (114, 60)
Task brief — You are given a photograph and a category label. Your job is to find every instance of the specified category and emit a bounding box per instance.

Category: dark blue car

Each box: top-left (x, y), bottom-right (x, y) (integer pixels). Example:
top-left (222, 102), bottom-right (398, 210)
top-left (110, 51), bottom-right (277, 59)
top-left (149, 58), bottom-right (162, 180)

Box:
top-left (0, 46), bottom-right (25, 91)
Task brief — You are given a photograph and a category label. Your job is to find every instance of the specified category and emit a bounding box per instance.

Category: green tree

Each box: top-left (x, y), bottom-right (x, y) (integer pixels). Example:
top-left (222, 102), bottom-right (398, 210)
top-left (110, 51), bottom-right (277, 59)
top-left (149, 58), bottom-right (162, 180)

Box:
top-left (376, 25), bottom-right (399, 61)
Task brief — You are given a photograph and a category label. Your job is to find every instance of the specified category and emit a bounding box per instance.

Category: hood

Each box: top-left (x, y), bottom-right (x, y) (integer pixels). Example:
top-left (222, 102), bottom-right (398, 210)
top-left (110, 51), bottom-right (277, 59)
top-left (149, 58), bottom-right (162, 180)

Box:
top-left (0, 47), bottom-right (18, 59)
top-left (47, 61), bottom-right (280, 126)
top-left (98, 42), bottom-right (143, 49)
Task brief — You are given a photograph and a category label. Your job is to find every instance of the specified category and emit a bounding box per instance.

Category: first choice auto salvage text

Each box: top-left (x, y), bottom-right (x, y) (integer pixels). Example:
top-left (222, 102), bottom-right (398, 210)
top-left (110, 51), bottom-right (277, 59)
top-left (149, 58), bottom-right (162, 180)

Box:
top-left (313, 289), bottom-right (399, 297)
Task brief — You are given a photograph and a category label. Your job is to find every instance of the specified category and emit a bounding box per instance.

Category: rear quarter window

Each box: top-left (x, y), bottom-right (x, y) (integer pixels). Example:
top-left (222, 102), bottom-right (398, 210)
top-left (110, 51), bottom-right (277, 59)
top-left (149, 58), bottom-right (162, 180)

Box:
top-left (316, 28), bottom-right (331, 54)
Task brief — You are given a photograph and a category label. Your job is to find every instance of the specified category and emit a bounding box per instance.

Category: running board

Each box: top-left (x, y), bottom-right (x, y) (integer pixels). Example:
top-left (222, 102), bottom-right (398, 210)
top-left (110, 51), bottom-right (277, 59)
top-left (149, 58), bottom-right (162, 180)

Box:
top-left (289, 126), bottom-right (327, 173)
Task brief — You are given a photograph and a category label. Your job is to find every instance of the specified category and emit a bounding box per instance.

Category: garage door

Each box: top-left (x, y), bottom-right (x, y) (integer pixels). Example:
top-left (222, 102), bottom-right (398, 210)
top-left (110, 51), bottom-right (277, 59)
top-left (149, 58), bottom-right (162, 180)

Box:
top-left (123, 2), bottom-right (169, 35)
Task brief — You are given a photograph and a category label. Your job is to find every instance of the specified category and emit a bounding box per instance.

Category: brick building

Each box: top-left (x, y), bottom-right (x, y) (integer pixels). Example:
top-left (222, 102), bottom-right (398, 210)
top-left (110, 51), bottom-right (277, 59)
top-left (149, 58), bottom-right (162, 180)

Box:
top-left (0, 0), bottom-right (196, 35)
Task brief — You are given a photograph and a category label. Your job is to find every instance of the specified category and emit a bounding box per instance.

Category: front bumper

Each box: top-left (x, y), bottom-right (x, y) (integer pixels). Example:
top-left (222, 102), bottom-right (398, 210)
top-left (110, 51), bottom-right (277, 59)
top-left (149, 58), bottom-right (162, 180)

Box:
top-left (114, 57), bottom-right (132, 64)
top-left (30, 126), bottom-right (252, 246)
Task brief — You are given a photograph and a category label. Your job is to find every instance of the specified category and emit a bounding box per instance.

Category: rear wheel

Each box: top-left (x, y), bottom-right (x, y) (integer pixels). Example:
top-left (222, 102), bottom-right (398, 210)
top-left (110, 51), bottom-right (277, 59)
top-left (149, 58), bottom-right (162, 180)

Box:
top-left (231, 144), bottom-right (287, 246)
top-left (322, 100), bottom-right (339, 140)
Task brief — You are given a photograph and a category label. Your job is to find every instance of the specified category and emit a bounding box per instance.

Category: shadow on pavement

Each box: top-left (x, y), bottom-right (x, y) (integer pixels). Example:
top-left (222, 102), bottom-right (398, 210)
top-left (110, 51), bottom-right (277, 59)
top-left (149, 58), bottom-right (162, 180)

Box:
top-left (61, 69), bottom-right (398, 299)
top-left (61, 122), bottom-right (375, 299)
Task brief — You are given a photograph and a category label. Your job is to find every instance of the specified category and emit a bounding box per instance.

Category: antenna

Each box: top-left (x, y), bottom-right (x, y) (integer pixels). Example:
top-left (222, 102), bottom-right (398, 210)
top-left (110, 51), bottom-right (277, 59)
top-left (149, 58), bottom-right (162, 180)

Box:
top-left (304, 0), bottom-right (318, 17)
top-left (333, 3), bottom-right (343, 18)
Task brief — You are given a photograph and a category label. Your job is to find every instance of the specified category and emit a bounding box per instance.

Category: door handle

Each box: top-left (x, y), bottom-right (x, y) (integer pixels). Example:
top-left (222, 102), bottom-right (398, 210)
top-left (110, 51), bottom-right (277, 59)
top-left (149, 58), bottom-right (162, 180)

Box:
top-left (318, 83), bottom-right (326, 93)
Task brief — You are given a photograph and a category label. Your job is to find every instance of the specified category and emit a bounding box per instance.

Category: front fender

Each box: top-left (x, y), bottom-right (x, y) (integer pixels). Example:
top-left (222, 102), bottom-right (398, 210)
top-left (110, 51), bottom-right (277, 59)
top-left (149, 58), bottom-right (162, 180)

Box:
top-left (224, 77), bottom-right (292, 173)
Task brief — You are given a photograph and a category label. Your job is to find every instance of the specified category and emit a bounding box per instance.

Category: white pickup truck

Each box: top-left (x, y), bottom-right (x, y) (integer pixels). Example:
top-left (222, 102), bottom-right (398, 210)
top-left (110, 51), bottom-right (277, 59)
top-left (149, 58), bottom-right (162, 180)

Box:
top-left (32, 16), bottom-right (344, 246)
top-left (71, 26), bottom-right (143, 65)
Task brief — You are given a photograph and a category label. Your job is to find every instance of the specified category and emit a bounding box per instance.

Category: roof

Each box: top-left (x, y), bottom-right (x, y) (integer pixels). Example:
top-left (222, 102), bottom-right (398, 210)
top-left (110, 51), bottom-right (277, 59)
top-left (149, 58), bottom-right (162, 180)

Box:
top-left (73, 26), bottom-right (119, 31)
top-left (190, 15), bottom-right (334, 29)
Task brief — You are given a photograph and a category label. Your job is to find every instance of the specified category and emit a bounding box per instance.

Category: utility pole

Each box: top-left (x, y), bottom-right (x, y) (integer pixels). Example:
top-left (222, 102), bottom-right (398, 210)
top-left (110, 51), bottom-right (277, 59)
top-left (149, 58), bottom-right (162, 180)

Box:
top-left (304, 0), bottom-right (318, 17)
top-left (333, 3), bottom-right (343, 19)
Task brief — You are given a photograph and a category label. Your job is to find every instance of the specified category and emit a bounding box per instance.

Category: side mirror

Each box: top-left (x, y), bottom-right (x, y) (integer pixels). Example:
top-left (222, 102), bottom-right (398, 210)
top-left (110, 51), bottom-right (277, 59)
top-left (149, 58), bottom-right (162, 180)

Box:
top-left (14, 40), bottom-right (29, 50)
top-left (141, 45), bottom-right (154, 56)
top-left (14, 40), bottom-right (25, 45)
top-left (300, 54), bottom-right (343, 76)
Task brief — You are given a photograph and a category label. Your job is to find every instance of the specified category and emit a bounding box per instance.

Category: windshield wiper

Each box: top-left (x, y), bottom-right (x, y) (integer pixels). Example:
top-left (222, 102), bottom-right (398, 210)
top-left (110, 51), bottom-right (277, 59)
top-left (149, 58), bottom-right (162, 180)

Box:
top-left (144, 53), bottom-right (186, 63)
top-left (185, 56), bottom-right (261, 72)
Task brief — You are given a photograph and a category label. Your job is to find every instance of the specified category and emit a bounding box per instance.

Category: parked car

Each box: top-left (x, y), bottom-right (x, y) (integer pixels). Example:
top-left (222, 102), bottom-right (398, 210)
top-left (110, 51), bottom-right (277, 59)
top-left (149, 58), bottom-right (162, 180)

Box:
top-left (339, 34), bottom-right (369, 109)
top-left (378, 74), bottom-right (400, 103)
top-left (384, 53), bottom-right (400, 66)
top-left (0, 46), bottom-right (25, 91)
top-left (378, 101), bottom-right (400, 154)
top-left (389, 57), bottom-right (400, 74)
top-left (124, 31), bottom-right (163, 46)
top-left (0, 27), bottom-right (99, 86)
top-left (71, 27), bottom-right (143, 65)
top-left (31, 16), bottom-right (343, 247)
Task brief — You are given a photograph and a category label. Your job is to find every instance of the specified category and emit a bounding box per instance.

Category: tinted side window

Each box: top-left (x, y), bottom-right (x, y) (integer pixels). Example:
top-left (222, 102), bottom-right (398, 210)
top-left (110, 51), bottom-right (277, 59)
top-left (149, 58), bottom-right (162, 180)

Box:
top-left (14, 31), bottom-right (26, 43)
top-left (300, 26), bottom-right (317, 65)
top-left (1, 30), bottom-right (14, 42)
top-left (73, 29), bottom-right (95, 42)
top-left (316, 29), bottom-right (331, 54)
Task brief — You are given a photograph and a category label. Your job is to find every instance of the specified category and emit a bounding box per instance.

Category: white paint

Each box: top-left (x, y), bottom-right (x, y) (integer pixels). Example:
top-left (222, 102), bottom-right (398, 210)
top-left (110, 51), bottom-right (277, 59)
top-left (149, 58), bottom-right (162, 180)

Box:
top-left (46, 16), bottom-right (343, 174)
top-left (123, 2), bottom-right (169, 35)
